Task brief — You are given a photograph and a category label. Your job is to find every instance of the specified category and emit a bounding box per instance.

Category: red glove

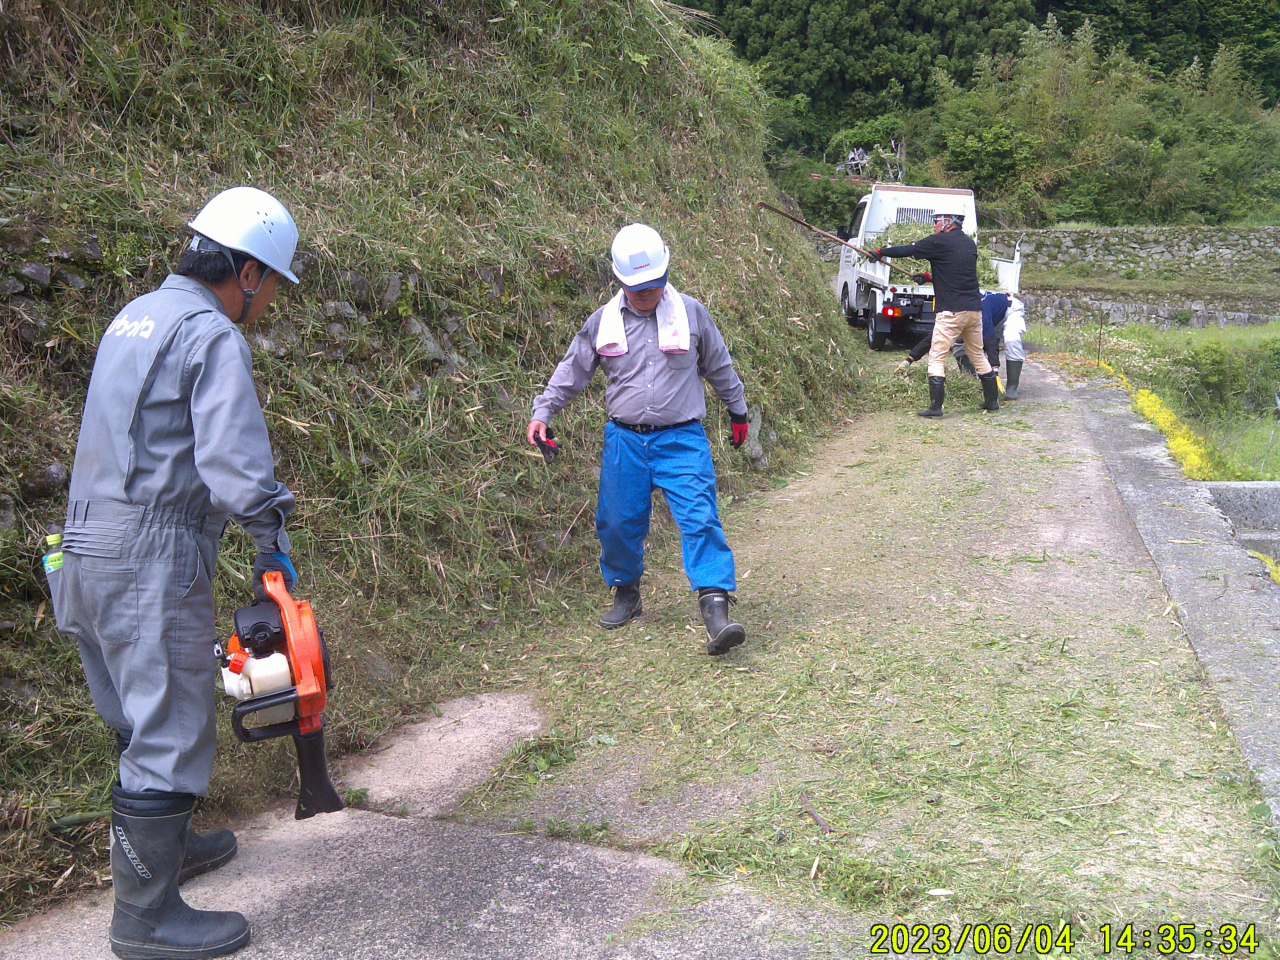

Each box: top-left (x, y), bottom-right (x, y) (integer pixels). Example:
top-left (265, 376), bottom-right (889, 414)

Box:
top-left (730, 414), bottom-right (749, 449)
top-left (912, 271), bottom-right (931, 284)
top-left (533, 426), bottom-right (561, 464)
top-left (868, 248), bottom-right (884, 263)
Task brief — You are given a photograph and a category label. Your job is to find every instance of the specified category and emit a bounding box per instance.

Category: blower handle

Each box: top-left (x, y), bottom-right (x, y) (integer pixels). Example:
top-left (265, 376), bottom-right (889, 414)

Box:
top-left (231, 688), bottom-right (300, 743)
top-left (293, 725), bottom-right (345, 820)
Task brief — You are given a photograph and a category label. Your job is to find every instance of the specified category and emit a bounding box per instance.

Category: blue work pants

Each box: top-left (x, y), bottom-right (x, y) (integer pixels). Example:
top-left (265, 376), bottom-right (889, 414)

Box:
top-left (596, 420), bottom-right (736, 592)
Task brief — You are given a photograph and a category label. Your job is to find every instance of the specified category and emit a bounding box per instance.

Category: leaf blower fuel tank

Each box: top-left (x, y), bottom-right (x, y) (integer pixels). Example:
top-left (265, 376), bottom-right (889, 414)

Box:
top-left (218, 571), bottom-right (345, 820)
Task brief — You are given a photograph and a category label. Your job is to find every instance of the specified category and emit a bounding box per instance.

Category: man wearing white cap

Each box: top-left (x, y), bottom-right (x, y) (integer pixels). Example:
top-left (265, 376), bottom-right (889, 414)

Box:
top-left (50, 187), bottom-right (300, 958)
top-left (527, 224), bottom-right (751, 655)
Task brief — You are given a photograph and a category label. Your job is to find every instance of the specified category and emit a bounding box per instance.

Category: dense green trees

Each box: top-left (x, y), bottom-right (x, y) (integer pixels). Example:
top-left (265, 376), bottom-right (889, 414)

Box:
top-left (689, 0), bottom-right (1278, 151)
top-left (923, 20), bottom-right (1280, 225)
top-left (687, 1), bottom-right (1279, 225)
top-left (1039, 0), bottom-right (1279, 103)
top-left (686, 0), bottom-right (1033, 144)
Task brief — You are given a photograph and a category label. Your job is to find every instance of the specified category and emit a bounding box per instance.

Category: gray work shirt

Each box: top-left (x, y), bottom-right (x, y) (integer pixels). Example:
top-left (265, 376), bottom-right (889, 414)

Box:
top-left (66, 275), bottom-right (294, 553)
top-left (531, 293), bottom-right (747, 427)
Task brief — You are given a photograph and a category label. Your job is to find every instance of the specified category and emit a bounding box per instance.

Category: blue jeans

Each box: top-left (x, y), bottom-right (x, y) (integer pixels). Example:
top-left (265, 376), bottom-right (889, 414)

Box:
top-left (596, 420), bottom-right (736, 592)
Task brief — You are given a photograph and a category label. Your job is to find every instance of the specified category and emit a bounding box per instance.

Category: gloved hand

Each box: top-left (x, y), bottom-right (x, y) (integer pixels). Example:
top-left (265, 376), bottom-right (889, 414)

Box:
top-left (894, 359), bottom-right (914, 377)
top-left (911, 271), bottom-right (931, 284)
top-left (730, 413), bottom-right (749, 449)
top-left (533, 425), bottom-right (561, 464)
top-left (253, 551), bottom-right (297, 600)
top-left (868, 248), bottom-right (884, 263)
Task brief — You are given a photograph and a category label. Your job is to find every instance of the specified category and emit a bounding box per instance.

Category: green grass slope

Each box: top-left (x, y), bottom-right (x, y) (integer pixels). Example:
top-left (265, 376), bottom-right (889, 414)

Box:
top-left (0, 0), bottom-right (862, 920)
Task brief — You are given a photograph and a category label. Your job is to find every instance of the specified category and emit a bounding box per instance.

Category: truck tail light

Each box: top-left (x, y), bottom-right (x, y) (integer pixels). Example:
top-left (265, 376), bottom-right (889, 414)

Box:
top-left (882, 306), bottom-right (901, 318)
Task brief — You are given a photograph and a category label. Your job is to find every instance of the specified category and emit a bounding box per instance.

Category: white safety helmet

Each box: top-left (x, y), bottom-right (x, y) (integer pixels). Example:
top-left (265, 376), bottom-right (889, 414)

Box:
top-left (188, 187), bottom-right (300, 283)
top-left (931, 196), bottom-right (967, 226)
top-left (611, 223), bottom-right (670, 290)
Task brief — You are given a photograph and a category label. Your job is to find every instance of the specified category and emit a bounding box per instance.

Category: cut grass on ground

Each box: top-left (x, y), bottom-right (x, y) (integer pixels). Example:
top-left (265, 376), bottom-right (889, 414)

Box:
top-left (457, 360), bottom-right (1280, 947)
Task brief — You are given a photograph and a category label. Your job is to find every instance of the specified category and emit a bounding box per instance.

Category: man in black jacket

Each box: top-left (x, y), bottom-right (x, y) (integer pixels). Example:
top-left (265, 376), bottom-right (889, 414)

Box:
top-left (873, 198), bottom-right (999, 417)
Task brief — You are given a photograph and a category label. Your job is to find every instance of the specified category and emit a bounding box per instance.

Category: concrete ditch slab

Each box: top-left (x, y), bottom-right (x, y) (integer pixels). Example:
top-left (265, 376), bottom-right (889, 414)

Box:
top-left (0, 695), bottom-right (858, 959)
top-left (1206, 481), bottom-right (1280, 560)
top-left (1075, 379), bottom-right (1280, 821)
top-left (1206, 481), bottom-right (1280, 532)
top-left (337, 691), bottom-right (546, 818)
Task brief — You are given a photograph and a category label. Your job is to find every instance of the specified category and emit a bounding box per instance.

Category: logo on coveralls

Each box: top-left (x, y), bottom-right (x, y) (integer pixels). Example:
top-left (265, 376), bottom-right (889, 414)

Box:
top-left (106, 313), bottom-right (156, 339)
top-left (113, 825), bottom-right (152, 879)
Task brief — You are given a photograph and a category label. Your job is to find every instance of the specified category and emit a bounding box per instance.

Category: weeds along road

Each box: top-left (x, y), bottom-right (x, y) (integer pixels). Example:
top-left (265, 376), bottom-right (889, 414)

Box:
top-left (5, 361), bottom-right (1278, 959)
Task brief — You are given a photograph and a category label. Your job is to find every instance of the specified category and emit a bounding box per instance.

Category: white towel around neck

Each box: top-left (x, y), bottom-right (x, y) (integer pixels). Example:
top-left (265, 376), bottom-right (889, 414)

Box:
top-left (595, 285), bottom-right (690, 357)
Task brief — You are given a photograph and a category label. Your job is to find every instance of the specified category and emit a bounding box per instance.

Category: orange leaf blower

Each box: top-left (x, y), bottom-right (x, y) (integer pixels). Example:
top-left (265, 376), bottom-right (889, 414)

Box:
top-left (219, 570), bottom-right (345, 820)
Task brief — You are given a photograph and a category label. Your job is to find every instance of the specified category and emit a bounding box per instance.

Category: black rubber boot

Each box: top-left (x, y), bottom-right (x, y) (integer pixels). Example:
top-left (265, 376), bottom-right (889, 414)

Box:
top-left (599, 583), bottom-right (642, 629)
top-left (698, 588), bottom-right (745, 656)
top-left (979, 371), bottom-right (1000, 412)
top-left (109, 785), bottom-right (250, 959)
top-left (1004, 360), bottom-right (1023, 400)
top-left (917, 376), bottom-right (945, 418)
top-left (178, 827), bottom-right (239, 885)
top-left (116, 731), bottom-right (237, 885)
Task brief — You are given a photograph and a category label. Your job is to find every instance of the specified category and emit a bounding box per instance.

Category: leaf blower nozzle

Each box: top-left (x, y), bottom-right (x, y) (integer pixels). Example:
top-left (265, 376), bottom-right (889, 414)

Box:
top-left (293, 726), bottom-right (345, 820)
top-left (219, 570), bottom-right (345, 820)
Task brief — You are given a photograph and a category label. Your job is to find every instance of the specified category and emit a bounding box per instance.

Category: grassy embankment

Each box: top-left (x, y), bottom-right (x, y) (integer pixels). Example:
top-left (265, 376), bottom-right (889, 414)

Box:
top-left (0, 0), bottom-right (868, 922)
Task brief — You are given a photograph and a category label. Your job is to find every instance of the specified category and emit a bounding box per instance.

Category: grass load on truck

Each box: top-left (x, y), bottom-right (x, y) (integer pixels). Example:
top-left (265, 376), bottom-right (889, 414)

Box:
top-left (835, 185), bottom-right (1022, 350)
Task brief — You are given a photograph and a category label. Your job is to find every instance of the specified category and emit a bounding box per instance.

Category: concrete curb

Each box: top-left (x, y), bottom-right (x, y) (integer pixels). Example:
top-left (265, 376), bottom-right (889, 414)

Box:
top-left (1075, 376), bottom-right (1280, 822)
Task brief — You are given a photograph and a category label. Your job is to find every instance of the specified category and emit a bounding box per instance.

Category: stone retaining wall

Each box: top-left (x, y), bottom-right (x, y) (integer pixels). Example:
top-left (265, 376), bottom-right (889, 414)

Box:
top-left (981, 225), bottom-right (1279, 327)
top-left (985, 225), bottom-right (1280, 274)
top-left (1022, 292), bottom-right (1279, 329)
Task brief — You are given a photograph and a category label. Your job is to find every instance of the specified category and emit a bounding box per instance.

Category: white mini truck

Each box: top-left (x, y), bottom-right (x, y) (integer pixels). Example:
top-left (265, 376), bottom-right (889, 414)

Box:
top-left (835, 184), bottom-right (1022, 350)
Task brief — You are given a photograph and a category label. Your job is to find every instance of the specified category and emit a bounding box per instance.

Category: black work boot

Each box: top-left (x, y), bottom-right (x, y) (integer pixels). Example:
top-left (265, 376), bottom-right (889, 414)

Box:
top-left (917, 376), bottom-right (945, 418)
top-left (178, 826), bottom-right (239, 885)
top-left (1004, 360), bottom-right (1023, 400)
top-left (116, 731), bottom-right (237, 885)
top-left (979, 370), bottom-right (1000, 412)
top-left (698, 588), bottom-right (745, 656)
top-left (109, 785), bottom-right (250, 959)
top-left (599, 583), bottom-right (642, 629)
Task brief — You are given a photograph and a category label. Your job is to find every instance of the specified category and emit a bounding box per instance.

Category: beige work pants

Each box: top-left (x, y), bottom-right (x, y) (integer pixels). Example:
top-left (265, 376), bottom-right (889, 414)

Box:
top-left (928, 310), bottom-right (989, 378)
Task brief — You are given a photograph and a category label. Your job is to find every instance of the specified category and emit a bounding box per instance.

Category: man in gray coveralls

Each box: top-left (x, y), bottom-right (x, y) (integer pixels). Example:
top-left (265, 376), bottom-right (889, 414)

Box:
top-left (50, 187), bottom-right (300, 959)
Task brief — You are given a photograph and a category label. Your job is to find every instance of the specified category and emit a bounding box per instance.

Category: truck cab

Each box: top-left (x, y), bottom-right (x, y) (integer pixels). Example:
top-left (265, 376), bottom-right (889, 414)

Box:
top-left (835, 185), bottom-right (1021, 350)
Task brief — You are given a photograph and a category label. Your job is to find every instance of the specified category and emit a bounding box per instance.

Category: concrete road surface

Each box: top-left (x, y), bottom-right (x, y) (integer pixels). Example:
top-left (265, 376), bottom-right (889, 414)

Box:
top-left (1, 693), bottom-right (859, 959)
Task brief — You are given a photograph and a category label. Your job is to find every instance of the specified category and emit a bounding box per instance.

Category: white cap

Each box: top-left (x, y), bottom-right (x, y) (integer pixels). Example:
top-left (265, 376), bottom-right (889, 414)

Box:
top-left (611, 224), bottom-right (670, 290)
top-left (188, 187), bottom-right (300, 283)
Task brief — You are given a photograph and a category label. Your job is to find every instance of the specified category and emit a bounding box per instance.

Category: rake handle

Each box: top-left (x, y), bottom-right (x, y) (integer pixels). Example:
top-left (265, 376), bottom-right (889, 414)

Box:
top-left (755, 201), bottom-right (918, 282)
